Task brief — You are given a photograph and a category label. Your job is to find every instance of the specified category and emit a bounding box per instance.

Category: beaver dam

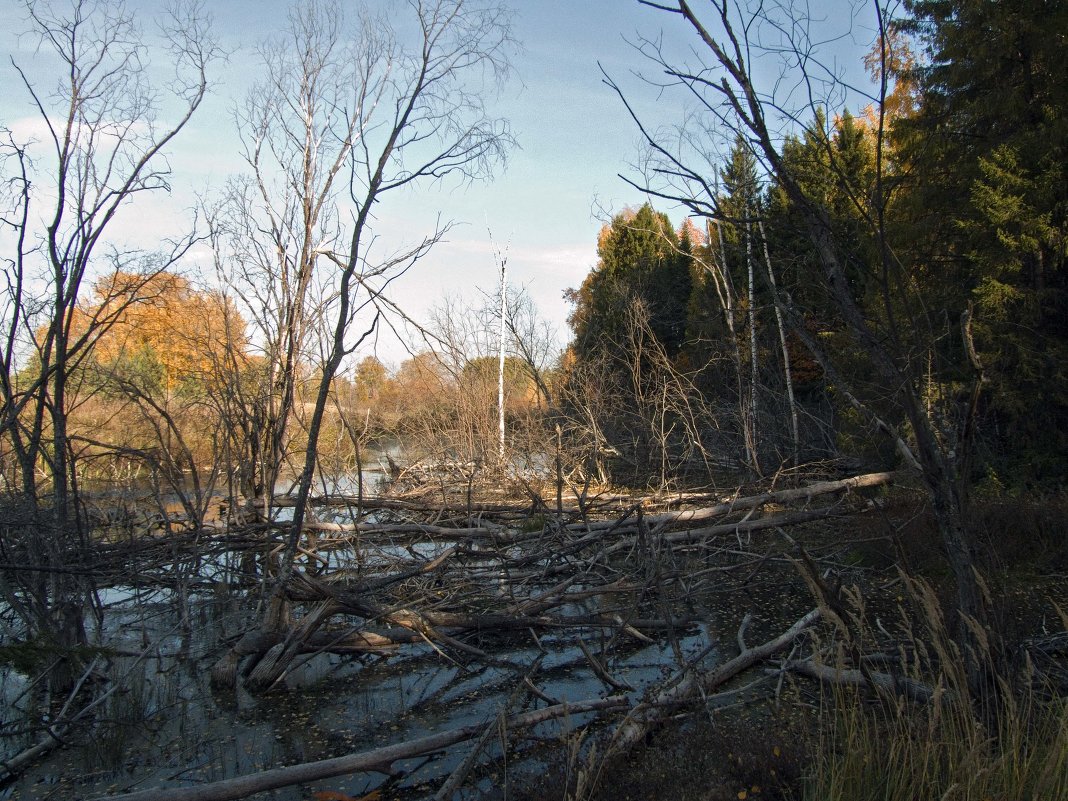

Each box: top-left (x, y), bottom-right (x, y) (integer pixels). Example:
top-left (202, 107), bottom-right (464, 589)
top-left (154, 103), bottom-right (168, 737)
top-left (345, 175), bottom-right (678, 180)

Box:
top-left (2, 468), bottom-right (1065, 801)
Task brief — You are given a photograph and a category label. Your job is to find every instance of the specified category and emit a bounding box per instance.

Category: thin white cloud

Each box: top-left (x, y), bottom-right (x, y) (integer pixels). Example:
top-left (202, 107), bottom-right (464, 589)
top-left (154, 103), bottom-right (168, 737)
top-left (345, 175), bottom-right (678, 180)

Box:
top-left (6, 115), bottom-right (54, 145)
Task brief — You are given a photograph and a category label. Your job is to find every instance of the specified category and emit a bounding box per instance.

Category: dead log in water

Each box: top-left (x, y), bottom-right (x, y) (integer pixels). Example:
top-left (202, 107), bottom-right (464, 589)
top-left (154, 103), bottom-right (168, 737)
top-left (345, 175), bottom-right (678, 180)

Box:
top-left (207, 473), bottom-right (890, 696)
top-left (94, 696), bottom-right (630, 801)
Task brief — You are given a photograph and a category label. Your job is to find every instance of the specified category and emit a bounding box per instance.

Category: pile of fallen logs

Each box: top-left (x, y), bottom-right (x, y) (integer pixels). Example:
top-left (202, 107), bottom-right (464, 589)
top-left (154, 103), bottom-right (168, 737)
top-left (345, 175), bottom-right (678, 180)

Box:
top-left (103, 608), bottom-right (827, 801)
top-left (59, 470), bottom-right (910, 800)
top-left (208, 471), bottom-right (899, 690)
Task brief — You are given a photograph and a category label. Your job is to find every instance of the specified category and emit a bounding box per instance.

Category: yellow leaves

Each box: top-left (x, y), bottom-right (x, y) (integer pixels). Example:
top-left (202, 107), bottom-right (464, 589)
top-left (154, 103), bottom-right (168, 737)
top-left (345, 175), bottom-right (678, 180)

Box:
top-left (772, 745), bottom-right (781, 758)
top-left (86, 270), bottom-right (248, 392)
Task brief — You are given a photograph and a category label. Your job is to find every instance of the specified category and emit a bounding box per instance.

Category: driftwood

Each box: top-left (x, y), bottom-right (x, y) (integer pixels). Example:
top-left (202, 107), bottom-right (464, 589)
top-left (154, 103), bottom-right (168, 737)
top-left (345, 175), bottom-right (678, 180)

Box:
top-left (602, 508), bottom-right (855, 556)
top-left (207, 474), bottom-right (890, 697)
top-left (245, 599), bottom-right (341, 690)
top-left (121, 606), bottom-right (951, 801)
top-left (432, 658), bottom-right (542, 801)
top-left (301, 521), bottom-right (503, 538)
top-left (0, 730), bottom-right (70, 785)
top-left (266, 494), bottom-right (539, 514)
top-left (95, 696), bottom-right (629, 801)
top-left (1, 467), bottom-right (929, 799)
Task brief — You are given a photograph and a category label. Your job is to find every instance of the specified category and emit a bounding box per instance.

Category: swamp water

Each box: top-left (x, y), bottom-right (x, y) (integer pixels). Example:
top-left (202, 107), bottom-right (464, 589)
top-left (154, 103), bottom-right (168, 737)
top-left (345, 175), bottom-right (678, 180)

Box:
top-left (1, 514), bottom-right (727, 801)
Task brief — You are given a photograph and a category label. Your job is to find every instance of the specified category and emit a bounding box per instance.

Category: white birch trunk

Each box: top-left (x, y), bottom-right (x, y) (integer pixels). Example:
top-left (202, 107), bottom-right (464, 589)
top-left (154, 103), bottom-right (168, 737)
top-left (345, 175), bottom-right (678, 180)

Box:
top-left (745, 216), bottom-right (761, 474)
top-left (710, 217), bottom-right (753, 471)
top-left (497, 258), bottom-right (507, 464)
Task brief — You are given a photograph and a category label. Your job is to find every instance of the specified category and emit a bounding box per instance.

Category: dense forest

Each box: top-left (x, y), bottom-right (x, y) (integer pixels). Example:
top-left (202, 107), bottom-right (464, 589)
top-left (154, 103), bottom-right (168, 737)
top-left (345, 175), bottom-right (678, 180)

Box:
top-left (0, 0), bottom-right (1065, 799)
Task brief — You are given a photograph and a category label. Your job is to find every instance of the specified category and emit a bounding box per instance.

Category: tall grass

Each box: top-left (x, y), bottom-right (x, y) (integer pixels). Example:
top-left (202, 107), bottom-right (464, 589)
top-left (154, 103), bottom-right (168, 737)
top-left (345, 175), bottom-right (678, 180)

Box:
top-left (804, 576), bottom-right (1068, 801)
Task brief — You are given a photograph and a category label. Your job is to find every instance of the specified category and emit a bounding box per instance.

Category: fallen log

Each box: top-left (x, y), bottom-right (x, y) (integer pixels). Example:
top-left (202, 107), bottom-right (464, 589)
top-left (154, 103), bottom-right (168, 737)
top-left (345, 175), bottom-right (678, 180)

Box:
top-left (302, 627), bottom-right (415, 652)
top-left (0, 728), bottom-right (69, 785)
top-left (573, 472), bottom-right (898, 533)
top-left (95, 696), bottom-right (629, 801)
top-left (288, 571), bottom-right (690, 640)
top-left (266, 494), bottom-right (535, 514)
top-left (300, 521), bottom-right (503, 539)
top-left (784, 658), bottom-right (942, 704)
top-left (245, 600), bottom-right (340, 691)
top-left (600, 507), bottom-right (855, 558)
top-left (607, 607), bottom-right (821, 754)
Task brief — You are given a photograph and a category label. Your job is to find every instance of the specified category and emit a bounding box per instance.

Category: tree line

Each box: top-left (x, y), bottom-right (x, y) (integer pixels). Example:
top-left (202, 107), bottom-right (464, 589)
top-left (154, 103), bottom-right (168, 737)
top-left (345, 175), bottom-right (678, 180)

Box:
top-left (568, 2), bottom-right (1066, 494)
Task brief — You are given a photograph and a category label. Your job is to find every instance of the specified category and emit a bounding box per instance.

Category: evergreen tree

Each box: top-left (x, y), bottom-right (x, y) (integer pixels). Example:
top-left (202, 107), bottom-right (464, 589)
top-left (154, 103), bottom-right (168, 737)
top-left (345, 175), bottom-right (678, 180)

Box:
top-left (898, 0), bottom-right (1068, 484)
top-left (568, 203), bottom-right (692, 360)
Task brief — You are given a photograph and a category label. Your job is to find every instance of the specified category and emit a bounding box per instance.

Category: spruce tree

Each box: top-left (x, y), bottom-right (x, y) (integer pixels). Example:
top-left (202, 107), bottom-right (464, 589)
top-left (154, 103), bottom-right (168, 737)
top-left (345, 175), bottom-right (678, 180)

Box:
top-left (898, 0), bottom-right (1068, 485)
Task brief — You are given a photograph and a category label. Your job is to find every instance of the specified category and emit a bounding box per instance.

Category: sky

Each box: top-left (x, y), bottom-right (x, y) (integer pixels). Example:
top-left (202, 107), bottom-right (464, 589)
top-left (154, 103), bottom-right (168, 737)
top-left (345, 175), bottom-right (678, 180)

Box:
top-left (0, 0), bottom-right (881, 369)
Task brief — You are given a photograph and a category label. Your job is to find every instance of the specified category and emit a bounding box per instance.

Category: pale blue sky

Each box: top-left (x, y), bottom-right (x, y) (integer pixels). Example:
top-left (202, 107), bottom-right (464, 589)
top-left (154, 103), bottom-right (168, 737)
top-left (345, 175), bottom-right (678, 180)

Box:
top-left (0, 0), bottom-right (881, 367)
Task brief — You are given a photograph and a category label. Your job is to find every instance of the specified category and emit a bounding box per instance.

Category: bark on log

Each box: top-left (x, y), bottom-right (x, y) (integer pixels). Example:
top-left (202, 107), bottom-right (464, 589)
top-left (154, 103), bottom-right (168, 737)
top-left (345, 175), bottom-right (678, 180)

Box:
top-left (266, 495), bottom-right (535, 514)
top-left (95, 697), bottom-right (629, 801)
top-left (300, 521), bottom-right (502, 539)
top-left (288, 572), bottom-right (689, 640)
top-left (244, 600), bottom-right (340, 691)
top-left (0, 728), bottom-right (69, 784)
top-left (600, 508), bottom-right (854, 558)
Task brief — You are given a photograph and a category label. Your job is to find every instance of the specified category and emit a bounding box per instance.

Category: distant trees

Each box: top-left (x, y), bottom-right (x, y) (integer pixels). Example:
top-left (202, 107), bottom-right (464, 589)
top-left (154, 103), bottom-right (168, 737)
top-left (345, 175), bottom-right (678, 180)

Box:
top-left (86, 272), bottom-right (245, 402)
top-left (403, 285), bottom-right (551, 472)
top-left (73, 271), bottom-right (248, 526)
top-left (565, 204), bottom-right (723, 485)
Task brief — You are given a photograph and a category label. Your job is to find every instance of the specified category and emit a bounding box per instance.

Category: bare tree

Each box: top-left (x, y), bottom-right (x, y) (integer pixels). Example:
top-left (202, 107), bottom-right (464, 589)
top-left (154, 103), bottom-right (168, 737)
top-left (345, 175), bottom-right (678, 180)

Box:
top-left (758, 220), bottom-right (800, 469)
top-left (394, 279), bottom-right (558, 483)
top-left (612, 0), bottom-right (989, 683)
top-left (205, 0), bottom-right (514, 688)
top-left (0, 0), bottom-right (218, 686)
top-left (210, 0), bottom-right (512, 525)
top-left (496, 244), bottom-right (508, 464)
top-left (206, 0), bottom-right (361, 515)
